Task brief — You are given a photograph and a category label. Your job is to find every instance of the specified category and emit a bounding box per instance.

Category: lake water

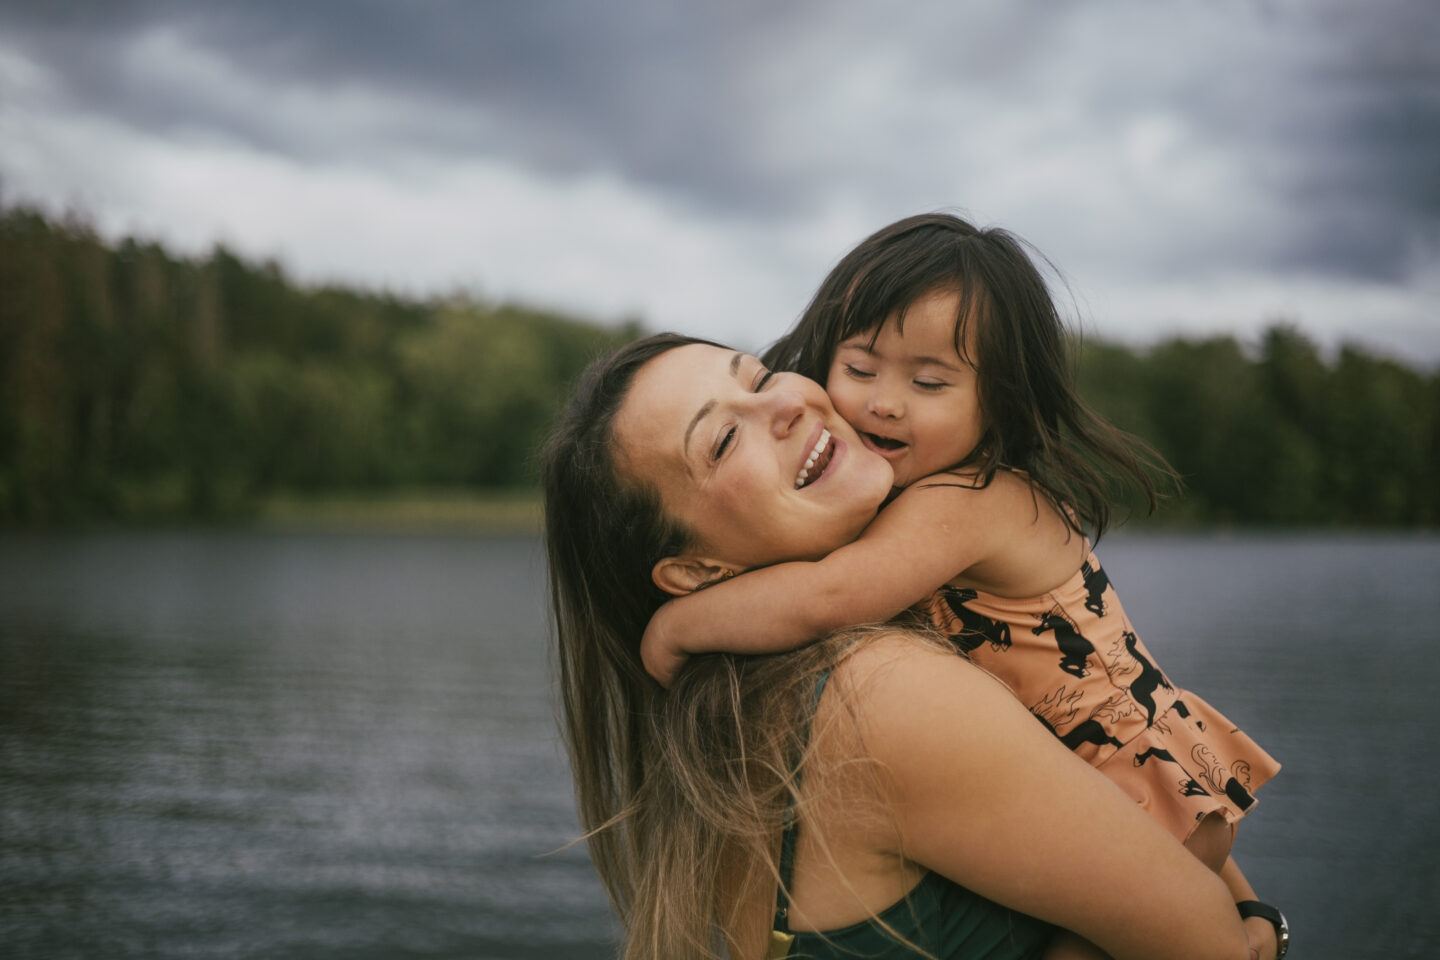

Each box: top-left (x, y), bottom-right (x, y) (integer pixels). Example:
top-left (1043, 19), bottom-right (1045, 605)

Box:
top-left (1, 531), bottom-right (1437, 959)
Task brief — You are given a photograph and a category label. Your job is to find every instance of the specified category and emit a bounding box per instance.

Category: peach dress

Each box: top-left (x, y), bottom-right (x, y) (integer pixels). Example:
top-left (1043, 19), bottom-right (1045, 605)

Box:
top-left (926, 551), bottom-right (1280, 842)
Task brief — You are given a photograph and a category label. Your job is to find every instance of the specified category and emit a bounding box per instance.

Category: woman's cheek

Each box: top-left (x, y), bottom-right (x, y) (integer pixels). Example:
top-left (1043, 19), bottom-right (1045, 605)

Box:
top-left (718, 452), bottom-right (770, 513)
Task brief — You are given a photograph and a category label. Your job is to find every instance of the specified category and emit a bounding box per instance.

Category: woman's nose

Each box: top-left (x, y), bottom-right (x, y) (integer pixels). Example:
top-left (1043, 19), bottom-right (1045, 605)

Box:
top-left (762, 388), bottom-right (807, 438)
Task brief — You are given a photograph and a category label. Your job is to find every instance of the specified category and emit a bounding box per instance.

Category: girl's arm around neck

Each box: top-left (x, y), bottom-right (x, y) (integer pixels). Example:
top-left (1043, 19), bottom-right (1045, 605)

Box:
top-left (640, 478), bottom-right (1010, 686)
top-left (842, 635), bottom-right (1256, 960)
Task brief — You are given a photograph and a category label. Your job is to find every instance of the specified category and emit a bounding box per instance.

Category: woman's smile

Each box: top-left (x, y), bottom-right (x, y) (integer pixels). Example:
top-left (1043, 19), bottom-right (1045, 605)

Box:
top-left (615, 343), bottom-right (894, 568)
top-left (794, 426), bottom-right (834, 488)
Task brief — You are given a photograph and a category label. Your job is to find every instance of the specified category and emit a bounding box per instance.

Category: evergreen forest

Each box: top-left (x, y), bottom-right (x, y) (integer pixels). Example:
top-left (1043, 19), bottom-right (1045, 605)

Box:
top-left (2, 205), bottom-right (1436, 528)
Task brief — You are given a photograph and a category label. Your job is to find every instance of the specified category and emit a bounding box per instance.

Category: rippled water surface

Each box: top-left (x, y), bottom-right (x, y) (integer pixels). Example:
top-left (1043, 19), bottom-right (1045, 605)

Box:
top-left (2, 532), bottom-right (1437, 958)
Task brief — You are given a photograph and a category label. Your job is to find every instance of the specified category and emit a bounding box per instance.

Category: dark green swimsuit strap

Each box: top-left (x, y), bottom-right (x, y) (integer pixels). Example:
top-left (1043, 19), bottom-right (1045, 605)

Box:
top-left (766, 667), bottom-right (1054, 959)
top-left (773, 668), bottom-right (833, 935)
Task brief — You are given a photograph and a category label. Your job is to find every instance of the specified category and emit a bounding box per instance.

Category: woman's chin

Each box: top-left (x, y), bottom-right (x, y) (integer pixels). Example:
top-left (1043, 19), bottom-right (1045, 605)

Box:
top-left (834, 443), bottom-right (894, 534)
top-left (847, 440), bottom-right (896, 503)
top-left (807, 436), bottom-right (892, 505)
top-left (781, 446), bottom-right (891, 558)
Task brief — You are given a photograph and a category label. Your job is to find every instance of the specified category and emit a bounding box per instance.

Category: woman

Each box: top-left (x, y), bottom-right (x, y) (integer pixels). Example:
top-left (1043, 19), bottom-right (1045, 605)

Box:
top-left (542, 333), bottom-right (1274, 959)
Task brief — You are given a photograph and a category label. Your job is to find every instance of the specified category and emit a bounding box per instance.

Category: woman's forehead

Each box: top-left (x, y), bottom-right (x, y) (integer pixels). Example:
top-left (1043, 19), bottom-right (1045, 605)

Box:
top-left (631, 343), bottom-right (737, 409)
top-left (616, 343), bottom-right (738, 466)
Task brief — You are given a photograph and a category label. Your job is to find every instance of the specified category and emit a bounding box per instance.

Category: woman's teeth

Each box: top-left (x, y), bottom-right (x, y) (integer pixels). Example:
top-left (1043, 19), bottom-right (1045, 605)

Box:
top-left (794, 429), bottom-right (833, 489)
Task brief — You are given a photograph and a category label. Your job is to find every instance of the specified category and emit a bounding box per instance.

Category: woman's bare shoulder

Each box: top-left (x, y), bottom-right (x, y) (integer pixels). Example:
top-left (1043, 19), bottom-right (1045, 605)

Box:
top-left (831, 629), bottom-right (953, 680)
top-left (829, 631), bottom-right (1014, 723)
top-left (826, 629), bottom-right (1039, 762)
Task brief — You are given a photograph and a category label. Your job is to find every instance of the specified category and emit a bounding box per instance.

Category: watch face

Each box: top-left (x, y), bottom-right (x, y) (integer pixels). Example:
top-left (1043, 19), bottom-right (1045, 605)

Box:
top-left (1275, 911), bottom-right (1290, 958)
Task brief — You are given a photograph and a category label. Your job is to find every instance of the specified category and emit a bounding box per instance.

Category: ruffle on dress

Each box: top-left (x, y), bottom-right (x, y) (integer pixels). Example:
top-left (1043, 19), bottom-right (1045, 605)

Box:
top-left (1097, 687), bottom-right (1281, 841)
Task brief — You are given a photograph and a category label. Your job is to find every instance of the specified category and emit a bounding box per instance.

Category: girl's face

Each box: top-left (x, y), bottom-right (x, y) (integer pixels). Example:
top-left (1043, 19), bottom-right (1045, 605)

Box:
top-left (825, 287), bottom-right (984, 488)
top-left (614, 344), bottom-right (894, 570)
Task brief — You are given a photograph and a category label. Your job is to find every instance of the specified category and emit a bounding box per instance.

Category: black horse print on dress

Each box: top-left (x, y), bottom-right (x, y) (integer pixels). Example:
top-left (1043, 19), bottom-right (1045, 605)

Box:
top-left (1132, 746), bottom-right (1177, 767)
top-left (1081, 560), bottom-right (1111, 617)
top-left (1050, 717), bottom-right (1124, 752)
top-left (1122, 630), bottom-right (1175, 726)
top-left (1031, 686), bottom-right (1124, 754)
top-left (1134, 746), bottom-right (1216, 800)
top-left (1032, 609), bottom-right (1095, 678)
top-left (939, 587), bottom-right (1013, 653)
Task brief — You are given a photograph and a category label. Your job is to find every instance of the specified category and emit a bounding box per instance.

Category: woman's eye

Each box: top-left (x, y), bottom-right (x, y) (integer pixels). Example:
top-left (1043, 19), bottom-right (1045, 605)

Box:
top-left (714, 426), bottom-right (736, 460)
top-left (843, 364), bottom-right (875, 380)
top-left (914, 379), bottom-right (947, 392)
top-left (754, 370), bottom-right (774, 392)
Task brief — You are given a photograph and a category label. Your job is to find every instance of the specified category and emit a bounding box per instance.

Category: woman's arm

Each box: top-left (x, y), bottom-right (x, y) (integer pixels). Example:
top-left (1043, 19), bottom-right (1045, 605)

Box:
top-left (842, 636), bottom-right (1258, 960)
top-left (642, 479), bottom-right (1006, 685)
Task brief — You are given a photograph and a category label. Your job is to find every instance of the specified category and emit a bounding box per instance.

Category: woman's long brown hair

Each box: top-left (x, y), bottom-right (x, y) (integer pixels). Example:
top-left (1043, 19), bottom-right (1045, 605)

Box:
top-left (541, 334), bottom-right (888, 957)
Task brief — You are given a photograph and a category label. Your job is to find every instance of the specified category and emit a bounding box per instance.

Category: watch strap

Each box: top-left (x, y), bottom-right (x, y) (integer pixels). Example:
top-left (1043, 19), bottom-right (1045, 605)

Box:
top-left (1236, 900), bottom-right (1289, 959)
top-left (1236, 900), bottom-right (1280, 925)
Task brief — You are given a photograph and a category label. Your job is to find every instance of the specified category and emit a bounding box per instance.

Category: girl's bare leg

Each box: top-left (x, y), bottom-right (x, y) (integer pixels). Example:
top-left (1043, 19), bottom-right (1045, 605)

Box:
top-left (1219, 855), bottom-right (1278, 960)
top-left (1189, 814), bottom-right (1276, 960)
top-left (1185, 811), bottom-right (1233, 871)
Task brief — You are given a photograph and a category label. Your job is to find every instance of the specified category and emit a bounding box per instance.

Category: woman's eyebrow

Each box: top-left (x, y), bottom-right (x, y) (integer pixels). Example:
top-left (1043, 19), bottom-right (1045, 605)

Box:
top-left (683, 400), bottom-right (716, 456)
top-left (683, 353), bottom-right (747, 457)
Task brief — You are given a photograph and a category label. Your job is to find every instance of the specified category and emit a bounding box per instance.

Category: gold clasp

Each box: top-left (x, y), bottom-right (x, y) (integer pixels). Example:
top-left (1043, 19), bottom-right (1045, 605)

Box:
top-left (766, 928), bottom-right (795, 959)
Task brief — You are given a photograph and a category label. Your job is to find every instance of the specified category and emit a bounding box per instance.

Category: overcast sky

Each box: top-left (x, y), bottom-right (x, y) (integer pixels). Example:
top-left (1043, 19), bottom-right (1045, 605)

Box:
top-left (2, 0), bottom-right (1436, 360)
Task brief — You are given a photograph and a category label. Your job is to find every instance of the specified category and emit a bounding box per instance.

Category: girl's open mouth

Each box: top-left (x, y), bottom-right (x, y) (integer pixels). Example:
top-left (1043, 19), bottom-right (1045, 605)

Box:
top-left (862, 432), bottom-right (908, 453)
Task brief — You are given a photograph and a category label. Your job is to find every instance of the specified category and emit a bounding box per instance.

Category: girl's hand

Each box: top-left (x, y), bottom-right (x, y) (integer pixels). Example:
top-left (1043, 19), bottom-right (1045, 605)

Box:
top-left (641, 600), bottom-right (691, 687)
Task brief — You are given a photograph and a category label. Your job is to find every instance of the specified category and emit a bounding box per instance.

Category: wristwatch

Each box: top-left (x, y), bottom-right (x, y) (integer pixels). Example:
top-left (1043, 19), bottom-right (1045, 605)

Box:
top-left (1236, 900), bottom-right (1289, 959)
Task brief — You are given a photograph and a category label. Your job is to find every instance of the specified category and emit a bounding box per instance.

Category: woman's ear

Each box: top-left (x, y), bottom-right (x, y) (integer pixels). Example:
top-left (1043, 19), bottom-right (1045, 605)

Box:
top-left (651, 556), bottom-right (739, 597)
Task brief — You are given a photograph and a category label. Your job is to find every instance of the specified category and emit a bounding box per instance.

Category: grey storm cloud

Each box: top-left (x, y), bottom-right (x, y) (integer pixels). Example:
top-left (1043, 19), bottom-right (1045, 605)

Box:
top-left (4, 0), bottom-right (1437, 286)
top-left (3, 0), bottom-right (833, 210)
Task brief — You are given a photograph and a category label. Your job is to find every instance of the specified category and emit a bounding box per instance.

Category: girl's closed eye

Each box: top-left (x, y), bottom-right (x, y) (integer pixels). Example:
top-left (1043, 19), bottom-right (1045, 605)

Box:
top-left (842, 363), bottom-right (875, 380)
top-left (914, 378), bottom-right (948, 392)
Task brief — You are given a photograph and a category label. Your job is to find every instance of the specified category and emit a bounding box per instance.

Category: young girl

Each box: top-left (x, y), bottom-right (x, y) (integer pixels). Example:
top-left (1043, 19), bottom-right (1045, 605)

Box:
top-left (640, 213), bottom-right (1284, 959)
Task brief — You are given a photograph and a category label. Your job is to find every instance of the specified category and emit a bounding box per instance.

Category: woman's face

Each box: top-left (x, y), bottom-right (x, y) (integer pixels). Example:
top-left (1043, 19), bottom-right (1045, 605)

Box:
top-left (614, 343), bottom-right (894, 572)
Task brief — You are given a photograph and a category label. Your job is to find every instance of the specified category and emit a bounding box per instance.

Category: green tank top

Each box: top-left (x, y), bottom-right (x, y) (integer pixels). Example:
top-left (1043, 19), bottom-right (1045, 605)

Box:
top-left (768, 671), bottom-right (1054, 960)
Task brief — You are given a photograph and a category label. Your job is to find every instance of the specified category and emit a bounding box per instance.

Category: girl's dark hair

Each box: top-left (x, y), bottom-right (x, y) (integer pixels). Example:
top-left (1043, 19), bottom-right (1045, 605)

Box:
top-left (763, 212), bottom-right (1175, 540)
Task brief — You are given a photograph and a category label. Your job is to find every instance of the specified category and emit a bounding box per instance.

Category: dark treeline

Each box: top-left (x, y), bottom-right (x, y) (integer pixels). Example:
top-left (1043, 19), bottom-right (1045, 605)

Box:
top-left (1077, 330), bottom-right (1439, 526)
top-left (2, 205), bottom-right (1436, 527)
top-left (0, 206), bottom-right (634, 523)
